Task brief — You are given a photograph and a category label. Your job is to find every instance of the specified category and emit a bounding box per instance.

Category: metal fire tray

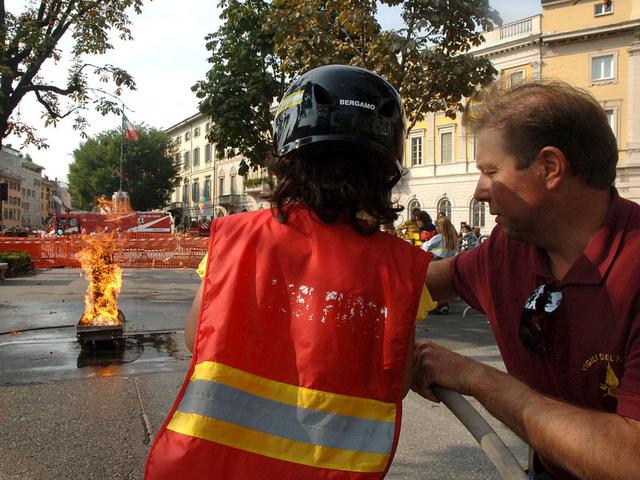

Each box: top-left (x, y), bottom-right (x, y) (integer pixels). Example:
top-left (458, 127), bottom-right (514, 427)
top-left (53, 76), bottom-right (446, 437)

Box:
top-left (76, 310), bottom-right (126, 350)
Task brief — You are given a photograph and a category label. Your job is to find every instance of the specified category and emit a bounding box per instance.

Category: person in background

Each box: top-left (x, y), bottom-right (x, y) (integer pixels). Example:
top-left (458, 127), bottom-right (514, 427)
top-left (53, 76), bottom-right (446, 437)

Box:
top-left (413, 80), bottom-right (640, 479)
top-left (421, 216), bottom-right (458, 314)
top-left (146, 64), bottom-right (433, 479)
top-left (415, 210), bottom-right (436, 244)
top-left (458, 224), bottom-right (478, 252)
top-left (422, 216), bottom-right (458, 260)
top-left (395, 207), bottom-right (421, 241)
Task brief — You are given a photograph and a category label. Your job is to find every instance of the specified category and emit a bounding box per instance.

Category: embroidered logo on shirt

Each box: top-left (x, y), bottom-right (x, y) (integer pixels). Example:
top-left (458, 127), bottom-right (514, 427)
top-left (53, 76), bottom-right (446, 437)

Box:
top-left (580, 352), bottom-right (622, 372)
top-left (599, 362), bottom-right (620, 398)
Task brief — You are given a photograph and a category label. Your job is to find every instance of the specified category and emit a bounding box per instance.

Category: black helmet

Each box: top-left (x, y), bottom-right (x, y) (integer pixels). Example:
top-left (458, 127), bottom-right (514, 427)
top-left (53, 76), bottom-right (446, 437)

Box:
top-left (273, 65), bottom-right (406, 166)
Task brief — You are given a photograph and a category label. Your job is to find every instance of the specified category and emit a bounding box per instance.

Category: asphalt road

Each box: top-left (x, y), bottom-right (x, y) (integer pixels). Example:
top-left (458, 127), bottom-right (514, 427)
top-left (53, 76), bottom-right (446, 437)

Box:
top-left (0, 269), bottom-right (528, 479)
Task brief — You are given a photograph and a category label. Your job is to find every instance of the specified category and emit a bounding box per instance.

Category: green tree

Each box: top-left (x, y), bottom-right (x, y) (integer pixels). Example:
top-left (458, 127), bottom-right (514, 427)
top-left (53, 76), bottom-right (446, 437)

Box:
top-left (192, 0), bottom-right (283, 176)
top-left (272, 0), bottom-right (501, 130)
top-left (194, 0), bottom-right (501, 172)
top-left (68, 126), bottom-right (180, 211)
top-left (0, 0), bottom-right (146, 150)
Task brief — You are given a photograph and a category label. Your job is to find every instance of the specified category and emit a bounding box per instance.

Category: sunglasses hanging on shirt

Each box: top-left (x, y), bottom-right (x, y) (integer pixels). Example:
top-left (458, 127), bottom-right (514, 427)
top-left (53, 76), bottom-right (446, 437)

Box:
top-left (519, 283), bottom-right (563, 354)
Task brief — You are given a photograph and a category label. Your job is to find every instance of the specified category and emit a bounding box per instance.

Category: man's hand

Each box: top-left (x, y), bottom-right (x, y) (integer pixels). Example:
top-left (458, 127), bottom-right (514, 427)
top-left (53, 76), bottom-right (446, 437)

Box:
top-left (411, 340), bottom-right (482, 401)
top-left (412, 340), bottom-right (640, 480)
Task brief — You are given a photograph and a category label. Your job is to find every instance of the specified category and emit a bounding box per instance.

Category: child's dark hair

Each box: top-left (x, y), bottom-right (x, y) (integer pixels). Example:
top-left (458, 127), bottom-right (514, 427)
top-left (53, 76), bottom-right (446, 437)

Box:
top-left (415, 211), bottom-right (432, 224)
top-left (269, 145), bottom-right (403, 235)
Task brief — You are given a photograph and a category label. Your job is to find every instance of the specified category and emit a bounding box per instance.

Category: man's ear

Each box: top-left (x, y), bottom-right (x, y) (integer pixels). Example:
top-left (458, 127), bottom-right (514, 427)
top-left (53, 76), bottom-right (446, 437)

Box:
top-left (537, 146), bottom-right (567, 190)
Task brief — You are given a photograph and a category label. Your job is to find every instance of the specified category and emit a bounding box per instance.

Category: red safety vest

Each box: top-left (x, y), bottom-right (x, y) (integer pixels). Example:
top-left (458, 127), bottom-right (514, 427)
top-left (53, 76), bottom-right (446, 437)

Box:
top-left (145, 208), bottom-right (430, 479)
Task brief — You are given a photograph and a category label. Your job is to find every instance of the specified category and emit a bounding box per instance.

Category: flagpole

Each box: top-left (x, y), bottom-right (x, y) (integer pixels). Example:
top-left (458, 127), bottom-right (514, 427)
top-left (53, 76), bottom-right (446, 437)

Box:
top-left (120, 101), bottom-right (124, 192)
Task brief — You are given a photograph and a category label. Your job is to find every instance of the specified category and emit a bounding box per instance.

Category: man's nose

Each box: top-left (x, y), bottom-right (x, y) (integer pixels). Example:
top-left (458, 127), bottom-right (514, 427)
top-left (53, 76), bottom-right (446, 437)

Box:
top-left (474, 176), bottom-right (490, 203)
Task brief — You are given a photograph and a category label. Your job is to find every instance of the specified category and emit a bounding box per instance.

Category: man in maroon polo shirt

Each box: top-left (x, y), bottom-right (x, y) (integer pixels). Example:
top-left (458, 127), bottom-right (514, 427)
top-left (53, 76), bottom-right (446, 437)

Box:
top-left (412, 80), bottom-right (640, 480)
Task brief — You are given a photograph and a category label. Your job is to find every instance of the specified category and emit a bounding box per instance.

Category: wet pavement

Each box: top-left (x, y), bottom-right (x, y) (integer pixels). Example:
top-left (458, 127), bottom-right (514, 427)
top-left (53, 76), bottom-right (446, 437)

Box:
top-left (0, 269), bottom-right (528, 479)
top-left (1, 329), bottom-right (190, 385)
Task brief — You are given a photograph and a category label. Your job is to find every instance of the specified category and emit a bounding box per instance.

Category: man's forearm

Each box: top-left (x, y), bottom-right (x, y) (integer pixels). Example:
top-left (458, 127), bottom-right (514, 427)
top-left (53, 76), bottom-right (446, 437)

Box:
top-left (470, 362), bottom-right (640, 480)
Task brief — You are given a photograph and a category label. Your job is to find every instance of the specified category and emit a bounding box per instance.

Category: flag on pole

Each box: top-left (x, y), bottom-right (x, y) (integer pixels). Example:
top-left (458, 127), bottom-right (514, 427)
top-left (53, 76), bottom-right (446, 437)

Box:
top-left (122, 114), bottom-right (139, 141)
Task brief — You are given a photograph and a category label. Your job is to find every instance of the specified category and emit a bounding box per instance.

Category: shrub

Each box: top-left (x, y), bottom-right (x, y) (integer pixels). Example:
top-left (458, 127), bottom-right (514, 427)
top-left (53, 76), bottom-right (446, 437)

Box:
top-left (0, 251), bottom-right (33, 276)
top-left (243, 177), bottom-right (269, 188)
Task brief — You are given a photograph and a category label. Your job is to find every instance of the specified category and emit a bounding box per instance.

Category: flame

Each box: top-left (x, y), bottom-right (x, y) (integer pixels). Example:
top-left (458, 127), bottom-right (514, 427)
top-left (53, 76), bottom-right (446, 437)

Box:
top-left (78, 194), bottom-right (136, 326)
top-left (79, 230), bottom-right (122, 326)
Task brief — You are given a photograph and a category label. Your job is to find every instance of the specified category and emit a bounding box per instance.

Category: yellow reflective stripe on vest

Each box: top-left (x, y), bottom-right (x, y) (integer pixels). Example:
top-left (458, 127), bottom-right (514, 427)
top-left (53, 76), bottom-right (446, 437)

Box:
top-left (167, 361), bottom-right (397, 472)
top-left (191, 361), bottom-right (396, 422)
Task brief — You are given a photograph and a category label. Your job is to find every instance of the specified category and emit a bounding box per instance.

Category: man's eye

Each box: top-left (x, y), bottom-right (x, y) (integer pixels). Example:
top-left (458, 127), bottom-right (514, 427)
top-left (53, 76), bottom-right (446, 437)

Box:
top-left (484, 171), bottom-right (496, 179)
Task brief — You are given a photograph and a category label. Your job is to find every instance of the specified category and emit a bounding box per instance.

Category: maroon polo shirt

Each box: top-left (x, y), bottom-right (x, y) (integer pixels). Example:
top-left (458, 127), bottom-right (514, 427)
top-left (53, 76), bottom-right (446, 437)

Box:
top-left (452, 190), bottom-right (640, 477)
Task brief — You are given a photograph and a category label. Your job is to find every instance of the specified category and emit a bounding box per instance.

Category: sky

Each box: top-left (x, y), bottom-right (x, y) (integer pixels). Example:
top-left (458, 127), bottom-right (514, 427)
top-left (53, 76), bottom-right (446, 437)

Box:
top-left (4, 0), bottom-right (542, 182)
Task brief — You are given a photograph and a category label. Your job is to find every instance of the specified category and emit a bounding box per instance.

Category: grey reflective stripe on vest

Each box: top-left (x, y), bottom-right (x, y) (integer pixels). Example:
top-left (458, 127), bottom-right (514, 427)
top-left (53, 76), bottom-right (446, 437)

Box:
top-left (177, 379), bottom-right (395, 454)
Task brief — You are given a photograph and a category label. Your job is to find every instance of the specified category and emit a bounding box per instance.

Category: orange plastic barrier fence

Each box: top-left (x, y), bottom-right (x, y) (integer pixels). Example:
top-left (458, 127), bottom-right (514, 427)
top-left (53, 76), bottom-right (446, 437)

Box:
top-left (0, 233), bottom-right (208, 269)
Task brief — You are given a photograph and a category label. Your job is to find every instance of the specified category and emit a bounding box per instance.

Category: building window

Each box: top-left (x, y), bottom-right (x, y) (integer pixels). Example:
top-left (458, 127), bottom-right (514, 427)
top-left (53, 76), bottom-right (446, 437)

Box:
top-left (192, 180), bottom-right (199, 202)
top-left (182, 181), bottom-right (189, 204)
top-left (410, 136), bottom-right (423, 166)
top-left (176, 135), bottom-right (182, 145)
top-left (193, 147), bottom-right (200, 167)
top-left (591, 54), bottom-right (614, 82)
top-left (471, 128), bottom-right (478, 161)
top-left (185, 131), bottom-right (191, 141)
top-left (470, 199), bottom-right (486, 228)
top-left (230, 174), bottom-right (237, 194)
top-left (194, 127), bottom-right (200, 138)
top-left (407, 198), bottom-right (421, 218)
top-left (508, 69), bottom-right (525, 87)
top-left (437, 198), bottom-right (452, 219)
top-left (204, 176), bottom-right (211, 201)
top-left (219, 177), bottom-right (224, 196)
top-left (206, 122), bottom-right (210, 132)
top-left (605, 109), bottom-right (615, 135)
top-left (594, 2), bottom-right (613, 16)
top-left (205, 144), bottom-right (212, 163)
top-left (440, 131), bottom-right (454, 164)
top-left (183, 151), bottom-right (190, 169)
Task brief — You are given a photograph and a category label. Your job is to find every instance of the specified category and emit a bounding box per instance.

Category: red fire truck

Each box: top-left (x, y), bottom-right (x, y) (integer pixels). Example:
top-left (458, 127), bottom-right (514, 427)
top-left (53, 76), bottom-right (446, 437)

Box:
top-left (188, 218), bottom-right (211, 237)
top-left (46, 211), bottom-right (173, 235)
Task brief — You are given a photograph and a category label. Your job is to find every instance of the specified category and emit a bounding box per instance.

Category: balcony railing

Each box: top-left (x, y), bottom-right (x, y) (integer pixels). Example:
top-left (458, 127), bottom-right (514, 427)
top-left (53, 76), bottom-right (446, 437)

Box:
top-left (500, 18), bottom-right (532, 40)
top-left (169, 201), bottom-right (183, 211)
top-left (217, 194), bottom-right (243, 206)
top-left (243, 178), bottom-right (271, 199)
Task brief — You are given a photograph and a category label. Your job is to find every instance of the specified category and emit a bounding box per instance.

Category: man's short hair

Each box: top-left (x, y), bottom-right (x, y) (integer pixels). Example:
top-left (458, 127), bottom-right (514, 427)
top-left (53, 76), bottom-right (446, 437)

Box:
top-left (463, 80), bottom-right (618, 189)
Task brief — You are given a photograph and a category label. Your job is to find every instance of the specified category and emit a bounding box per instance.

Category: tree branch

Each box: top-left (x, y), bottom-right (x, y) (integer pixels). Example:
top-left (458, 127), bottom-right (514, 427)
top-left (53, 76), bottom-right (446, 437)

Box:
top-left (0, 1), bottom-right (6, 46)
top-left (31, 83), bottom-right (79, 95)
top-left (33, 87), bottom-right (79, 119)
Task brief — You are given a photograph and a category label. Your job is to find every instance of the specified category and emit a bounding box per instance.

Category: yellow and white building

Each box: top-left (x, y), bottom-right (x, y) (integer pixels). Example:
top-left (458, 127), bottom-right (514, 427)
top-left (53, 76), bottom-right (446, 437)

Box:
top-left (540, 0), bottom-right (640, 202)
top-left (165, 113), bottom-right (268, 229)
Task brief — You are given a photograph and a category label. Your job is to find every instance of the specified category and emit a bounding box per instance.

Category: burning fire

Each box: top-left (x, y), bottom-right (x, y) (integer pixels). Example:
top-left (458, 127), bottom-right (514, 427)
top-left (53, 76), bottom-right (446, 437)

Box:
top-left (78, 193), bottom-right (132, 326)
top-left (79, 231), bottom-right (122, 326)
